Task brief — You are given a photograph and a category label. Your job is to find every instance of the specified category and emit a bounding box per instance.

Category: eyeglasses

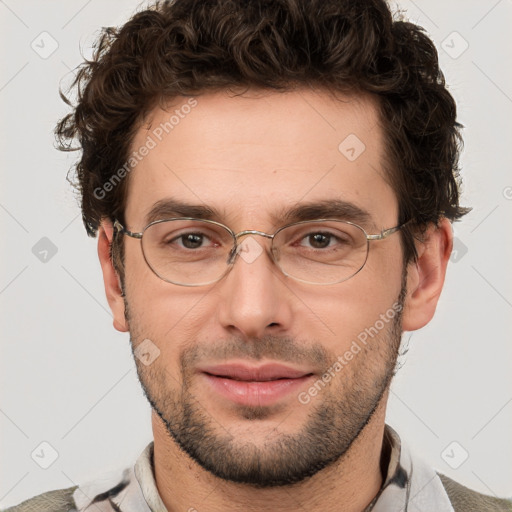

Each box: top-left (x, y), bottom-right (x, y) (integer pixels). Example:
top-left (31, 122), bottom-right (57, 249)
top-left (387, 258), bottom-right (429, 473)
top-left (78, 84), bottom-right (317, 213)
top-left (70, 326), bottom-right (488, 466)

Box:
top-left (113, 217), bottom-right (408, 286)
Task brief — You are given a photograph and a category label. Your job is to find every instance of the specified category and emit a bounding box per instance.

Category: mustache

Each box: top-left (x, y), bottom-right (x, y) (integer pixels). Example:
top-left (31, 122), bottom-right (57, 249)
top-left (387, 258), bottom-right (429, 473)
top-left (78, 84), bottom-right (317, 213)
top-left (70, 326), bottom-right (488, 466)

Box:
top-left (179, 334), bottom-right (330, 370)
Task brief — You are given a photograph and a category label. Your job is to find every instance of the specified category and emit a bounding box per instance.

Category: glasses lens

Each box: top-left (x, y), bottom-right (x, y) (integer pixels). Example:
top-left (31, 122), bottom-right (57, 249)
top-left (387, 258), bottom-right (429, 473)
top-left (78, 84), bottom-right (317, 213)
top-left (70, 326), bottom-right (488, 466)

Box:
top-left (140, 219), bottom-right (368, 286)
top-left (273, 221), bottom-right (368, 284)
top-left (141, 219), bottom-right (234, 285)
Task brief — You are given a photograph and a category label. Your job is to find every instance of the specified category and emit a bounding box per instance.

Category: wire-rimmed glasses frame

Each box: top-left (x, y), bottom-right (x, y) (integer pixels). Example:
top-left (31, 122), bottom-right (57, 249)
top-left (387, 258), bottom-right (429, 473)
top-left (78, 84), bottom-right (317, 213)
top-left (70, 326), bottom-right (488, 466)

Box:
top-left (113, 217), bottom-right (409, 286)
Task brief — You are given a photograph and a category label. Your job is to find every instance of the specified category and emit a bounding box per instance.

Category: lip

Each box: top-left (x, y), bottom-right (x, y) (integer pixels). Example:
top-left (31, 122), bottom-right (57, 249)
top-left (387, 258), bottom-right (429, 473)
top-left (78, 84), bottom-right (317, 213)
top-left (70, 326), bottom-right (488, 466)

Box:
top-left (198, 362), bottom-right (312, 381)
top-left (198, 362), bottom-right (315, 407)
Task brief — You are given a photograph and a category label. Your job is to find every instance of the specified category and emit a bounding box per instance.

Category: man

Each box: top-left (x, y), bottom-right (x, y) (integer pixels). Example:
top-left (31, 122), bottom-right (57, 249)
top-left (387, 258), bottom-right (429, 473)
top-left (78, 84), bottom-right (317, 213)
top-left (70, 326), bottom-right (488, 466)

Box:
top-left (5, 0), bottom-right (511, 511)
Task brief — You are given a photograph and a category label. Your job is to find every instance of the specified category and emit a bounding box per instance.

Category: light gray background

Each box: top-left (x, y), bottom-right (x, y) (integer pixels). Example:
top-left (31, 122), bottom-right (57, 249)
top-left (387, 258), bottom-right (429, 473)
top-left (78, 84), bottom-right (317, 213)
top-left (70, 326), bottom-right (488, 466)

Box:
top-left (1, 0), bottom-right (511, 508)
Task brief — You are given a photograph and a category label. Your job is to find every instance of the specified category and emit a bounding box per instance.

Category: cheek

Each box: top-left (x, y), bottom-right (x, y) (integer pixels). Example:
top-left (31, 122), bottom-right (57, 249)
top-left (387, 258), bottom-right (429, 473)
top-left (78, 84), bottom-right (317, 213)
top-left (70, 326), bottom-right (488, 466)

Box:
top-left (123, 247), bottom-right (212, 355)
top-left (298, 258), bottom-right (403, 351)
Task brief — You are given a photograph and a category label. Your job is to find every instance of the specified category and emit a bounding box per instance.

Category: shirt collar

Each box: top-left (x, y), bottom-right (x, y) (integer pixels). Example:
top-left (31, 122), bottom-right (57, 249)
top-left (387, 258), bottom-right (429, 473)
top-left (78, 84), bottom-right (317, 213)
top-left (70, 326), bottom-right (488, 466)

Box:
top-left (133, 442), bottom-right (168, 512)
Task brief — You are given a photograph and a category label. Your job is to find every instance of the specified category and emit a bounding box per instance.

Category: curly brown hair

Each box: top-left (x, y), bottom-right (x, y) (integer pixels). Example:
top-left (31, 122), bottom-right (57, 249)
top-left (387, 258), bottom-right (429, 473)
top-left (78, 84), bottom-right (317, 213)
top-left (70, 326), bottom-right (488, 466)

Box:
top-left (55, 0), bottom-right (470, 276)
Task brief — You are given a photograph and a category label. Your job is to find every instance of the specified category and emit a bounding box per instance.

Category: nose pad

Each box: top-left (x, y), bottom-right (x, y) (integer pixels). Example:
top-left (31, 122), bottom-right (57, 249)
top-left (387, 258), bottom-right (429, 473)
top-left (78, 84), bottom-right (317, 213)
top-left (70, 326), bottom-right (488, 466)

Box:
top-left (226, 236), bottom-right (277, 268)
top-left (271, 245), bottom-right (281, 262)
top-left (226, 244), bottom-right (238, 265)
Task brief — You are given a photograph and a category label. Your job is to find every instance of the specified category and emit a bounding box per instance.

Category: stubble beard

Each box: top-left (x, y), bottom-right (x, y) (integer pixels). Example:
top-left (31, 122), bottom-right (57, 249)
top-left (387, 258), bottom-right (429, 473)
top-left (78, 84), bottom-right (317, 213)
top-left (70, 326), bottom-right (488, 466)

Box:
top-left (126, 275), bottom-right (407, 487)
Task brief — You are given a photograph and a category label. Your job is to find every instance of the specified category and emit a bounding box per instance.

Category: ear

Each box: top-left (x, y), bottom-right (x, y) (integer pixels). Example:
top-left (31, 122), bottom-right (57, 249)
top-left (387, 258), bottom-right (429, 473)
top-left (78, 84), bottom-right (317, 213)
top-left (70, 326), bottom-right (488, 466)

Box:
top-left (401, 217), bottom-right (453, 331)
top-left (97, 220), bottom-right (129, 332)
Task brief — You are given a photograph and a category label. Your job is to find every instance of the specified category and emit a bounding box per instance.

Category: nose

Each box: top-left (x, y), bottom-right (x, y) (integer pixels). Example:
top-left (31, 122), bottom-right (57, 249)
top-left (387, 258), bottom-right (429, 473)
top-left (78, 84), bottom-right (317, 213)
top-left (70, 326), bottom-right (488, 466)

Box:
top-left (215, 234), bottom-right (293, 340)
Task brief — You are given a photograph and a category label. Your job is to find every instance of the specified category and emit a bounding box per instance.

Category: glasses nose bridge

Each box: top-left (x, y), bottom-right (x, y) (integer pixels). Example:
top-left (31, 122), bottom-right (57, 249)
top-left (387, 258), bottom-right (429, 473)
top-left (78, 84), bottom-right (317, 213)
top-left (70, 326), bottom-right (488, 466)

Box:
top-left (226, 229), bottom-right (276, 266)
top-left (234, 229), bottom-right (274, 242)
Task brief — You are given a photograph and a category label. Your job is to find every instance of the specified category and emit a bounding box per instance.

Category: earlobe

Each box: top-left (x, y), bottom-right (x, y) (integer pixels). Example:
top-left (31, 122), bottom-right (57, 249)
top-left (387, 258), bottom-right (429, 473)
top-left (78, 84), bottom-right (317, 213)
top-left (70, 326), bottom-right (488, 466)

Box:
top-left (97, 220), bottom-right (129, 332)
top-left (401, 218), bottom-right (453, 331)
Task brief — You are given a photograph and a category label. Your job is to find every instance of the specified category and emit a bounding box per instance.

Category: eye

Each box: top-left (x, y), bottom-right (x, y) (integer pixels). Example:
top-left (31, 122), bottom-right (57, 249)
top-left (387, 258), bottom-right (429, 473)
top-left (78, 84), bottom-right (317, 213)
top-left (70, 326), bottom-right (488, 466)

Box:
top-left (167, 231), bottom-right (216, 250)
top-left (298, 230), bottom-right (352, 250)
top-left (303, 232), bottom-right (333, 249)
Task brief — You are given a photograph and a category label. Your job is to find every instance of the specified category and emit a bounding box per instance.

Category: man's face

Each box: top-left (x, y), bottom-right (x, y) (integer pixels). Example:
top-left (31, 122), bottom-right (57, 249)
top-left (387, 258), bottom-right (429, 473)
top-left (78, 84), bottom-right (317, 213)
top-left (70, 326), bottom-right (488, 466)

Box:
top-left (120, 88), bottom-right (406, 486)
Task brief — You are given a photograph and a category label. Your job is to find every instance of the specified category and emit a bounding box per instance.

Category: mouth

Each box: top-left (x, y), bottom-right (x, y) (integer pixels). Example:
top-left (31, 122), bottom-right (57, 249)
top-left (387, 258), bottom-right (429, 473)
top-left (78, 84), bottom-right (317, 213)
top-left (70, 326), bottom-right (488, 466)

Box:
top-left (198, 363), bottom-right (315, 407)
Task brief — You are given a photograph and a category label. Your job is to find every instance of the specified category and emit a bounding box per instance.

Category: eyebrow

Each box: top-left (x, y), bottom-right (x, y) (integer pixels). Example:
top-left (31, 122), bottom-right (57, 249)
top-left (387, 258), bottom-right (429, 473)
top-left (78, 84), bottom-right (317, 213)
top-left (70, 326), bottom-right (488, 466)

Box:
top-left (144, 198), bottom-right (376, 230)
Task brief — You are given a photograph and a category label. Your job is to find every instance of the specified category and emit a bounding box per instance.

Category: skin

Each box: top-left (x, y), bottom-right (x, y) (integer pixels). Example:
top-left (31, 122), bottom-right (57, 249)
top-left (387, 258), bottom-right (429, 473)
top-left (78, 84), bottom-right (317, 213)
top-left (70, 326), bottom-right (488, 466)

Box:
top-left (97, 87), bottom-right (453, 512)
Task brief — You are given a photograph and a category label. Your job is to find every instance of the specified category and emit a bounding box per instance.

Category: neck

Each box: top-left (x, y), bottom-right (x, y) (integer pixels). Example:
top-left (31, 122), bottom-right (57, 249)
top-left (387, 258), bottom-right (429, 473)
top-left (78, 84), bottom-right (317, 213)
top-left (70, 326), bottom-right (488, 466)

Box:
top-left (152, 402), bottom-right (388, 512)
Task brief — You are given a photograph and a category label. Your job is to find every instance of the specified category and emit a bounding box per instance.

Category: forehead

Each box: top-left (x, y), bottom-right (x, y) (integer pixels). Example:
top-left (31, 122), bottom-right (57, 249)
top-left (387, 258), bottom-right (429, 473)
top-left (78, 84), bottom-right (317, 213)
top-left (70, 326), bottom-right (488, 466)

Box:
top-left (124, 88), bottom-right (397, 230)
